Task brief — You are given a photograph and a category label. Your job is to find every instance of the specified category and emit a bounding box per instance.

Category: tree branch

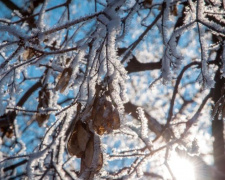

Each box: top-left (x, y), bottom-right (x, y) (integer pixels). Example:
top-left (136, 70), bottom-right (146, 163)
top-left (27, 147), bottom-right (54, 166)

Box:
top-left (118, 48), bottom-right (161, 74)
top-left (124, 102), bottom-right (163, 137)
top-left (126, 56), bottom-right (161, 74)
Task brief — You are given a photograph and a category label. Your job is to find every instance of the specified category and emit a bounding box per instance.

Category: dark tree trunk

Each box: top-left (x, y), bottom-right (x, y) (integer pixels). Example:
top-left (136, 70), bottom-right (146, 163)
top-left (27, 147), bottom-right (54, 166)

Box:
top-left (211, 46), bottom-right (225, 180)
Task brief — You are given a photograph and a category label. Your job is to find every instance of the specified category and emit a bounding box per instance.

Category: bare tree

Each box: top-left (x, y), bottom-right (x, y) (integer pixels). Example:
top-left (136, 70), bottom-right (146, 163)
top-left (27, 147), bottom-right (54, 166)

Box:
top-left (0, 0), bottom-right (225, 179)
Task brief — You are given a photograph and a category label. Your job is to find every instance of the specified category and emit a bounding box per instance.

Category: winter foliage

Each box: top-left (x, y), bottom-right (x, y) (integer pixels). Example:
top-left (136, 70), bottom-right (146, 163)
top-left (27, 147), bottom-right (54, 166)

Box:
top-left (0, 0), bottom-right (225, 179)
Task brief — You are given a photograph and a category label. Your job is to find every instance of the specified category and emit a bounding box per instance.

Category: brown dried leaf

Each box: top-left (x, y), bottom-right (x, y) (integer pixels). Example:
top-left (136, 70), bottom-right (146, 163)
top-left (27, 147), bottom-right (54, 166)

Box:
top-left (36, 114), bottom-right (50, 127)
top-left (94, 119), bottom-right (106, 135)
top-left (66, 58), bottom-right (71, 65)
top-left (80, 136), bottom-right (103, 176)
top-left (67, 131), bottom-right (83, 157)
top-left (93, 103), bottom-right (107, 135)
top-left (92, 94), bottom-right (121, 135)
top-left (171, 5), bottom-right (178, 16)
top-left (52, 40), bottom-right (57, 47)
top-left (22, 48), bottom-right (35, 60)
top-left (96, 153), bottom-right (103, 172)
top-left (98, 126), bottom-right (106, 135)
top-left (67, 120), bottom-right (91, 158)
top-left (36, 88), bottom-right (50, 126)
top-left (38, 88), bottom-right (50, 108)
top-left (55, 67), bottom-right (73, 93)
top-left (93, 108), bottom-right (104, 126)
top-left (84, 137), bottom-right (94, 168)
top-left (77, 122), bottom-right (90, 151)
top-left (43, 38), bottom-right (49, 43)
top-left (5, 129), bottom-right (13, 138)
top-left (144, 0), bottom-right (152, 7)
top-left (91, 94), bottom-right (100, 118)
top-left (0, 127), bottom-right (13, 138)
top-left (111, 108), bottom-right (120, 130)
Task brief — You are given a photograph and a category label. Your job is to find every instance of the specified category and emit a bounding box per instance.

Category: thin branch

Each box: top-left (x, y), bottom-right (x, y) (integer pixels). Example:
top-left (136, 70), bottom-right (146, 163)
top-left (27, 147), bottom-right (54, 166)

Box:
top-left (166, 62), bottom-right (200, 126)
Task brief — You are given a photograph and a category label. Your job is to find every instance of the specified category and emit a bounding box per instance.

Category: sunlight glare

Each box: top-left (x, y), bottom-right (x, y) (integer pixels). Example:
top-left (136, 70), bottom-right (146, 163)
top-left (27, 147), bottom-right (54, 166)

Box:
top-left (169, 155), bottom-right (195, 180)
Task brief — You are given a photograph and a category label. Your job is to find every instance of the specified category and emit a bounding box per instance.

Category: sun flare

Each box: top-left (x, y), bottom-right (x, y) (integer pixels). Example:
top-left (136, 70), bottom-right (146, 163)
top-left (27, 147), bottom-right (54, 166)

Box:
top-left (169, 155), bottom-right (196, 180)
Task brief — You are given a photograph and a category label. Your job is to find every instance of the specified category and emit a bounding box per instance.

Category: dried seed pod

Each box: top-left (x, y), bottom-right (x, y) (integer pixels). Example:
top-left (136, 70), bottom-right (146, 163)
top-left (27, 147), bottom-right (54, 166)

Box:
top-left (67, 121), bottom-right (90, 158)
top-left (84, 136), bottom-right (94, 168)
top-left (80, 134), bottom-right (103, 177)
top-left (144, 0), bottom-right (152, 7)
top-left (96, 153), bottom-right (103, 171)
top-left (55, 67), bottom-right (73, 93)
top-left (0, 126), bottom-right (13, 138)
top-left (93, 105), bottom-right (107, 135)
top-left (38, 88), bottom-right (50, 108)
top-left (36, 87), bottom-right (50, 127)
top-left (22, 48), bottom-right (35, 60)
top-left (91, 94), bottom-right (120, 135)
top-left (110, 108), bottom-right (120, 130)
top-left (77, 122), bottom-right (90, 151)
top-left (171, 4), bottom-right (178, 16)
top-left (67, 130), bottom-right (83, 157)
top-left (36, 114), bottom-right (50, 127)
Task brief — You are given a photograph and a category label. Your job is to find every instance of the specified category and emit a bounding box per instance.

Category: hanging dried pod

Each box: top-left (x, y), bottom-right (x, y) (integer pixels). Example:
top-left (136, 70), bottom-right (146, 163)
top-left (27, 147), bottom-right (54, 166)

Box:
top-left (0, 126), bottom-right (14, 138)
top-left (22, 48), bottom-right (35, 60)
top-left (67, 130), bottom-right (83, 157)
top-left (0, 111), bottom-right (16, 138)
top-left (109, 106), bottom-right (120, 130)
top-left (96, 152), bottom-right (103, 171)
top-left (67, 119), bottom-right (104, 176)
top-left (36, 114), bottom-right (50, 127)
top-left (91, 94), bottom-right (120, 135)
top-left (144, 0), bottom-right (152, 7)
top-left (84, 136), bottom-right (94, 168)
top-left (36, 87), bottom-right (50, 126)
top-left (77, 122), bottom-right (90, 152)
top-left (67, 121), bottom-right (90, 157)
top-left (80, 135), bottom-right (103, 176)
top-left (171, 4), bottom-right (178, 16)
top-left (92, 102), bottom-right (107, 135)
top-left (55, 67), bottom-right (73, 93)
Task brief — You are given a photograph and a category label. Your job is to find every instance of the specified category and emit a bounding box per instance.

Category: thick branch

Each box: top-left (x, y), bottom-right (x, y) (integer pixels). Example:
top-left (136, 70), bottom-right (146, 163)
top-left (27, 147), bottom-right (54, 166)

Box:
top-left (3, 159), bottom-right (28, 172)
top-left (118, 48), bottom-right (161, 74)
top-left (126, 56), bottom-right (161, 74)
top-left (1, 0), bottom-right (21, 12)
top-left (124, 102), bottom-right (162, 136)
